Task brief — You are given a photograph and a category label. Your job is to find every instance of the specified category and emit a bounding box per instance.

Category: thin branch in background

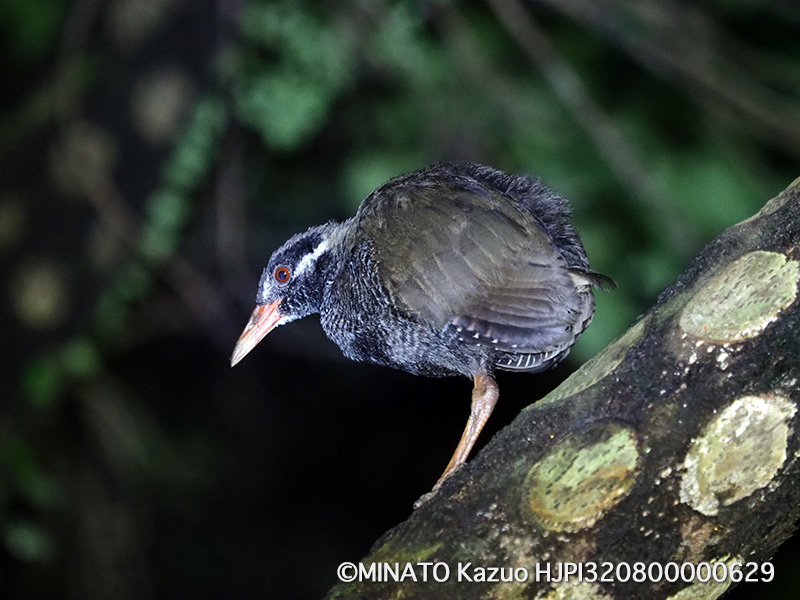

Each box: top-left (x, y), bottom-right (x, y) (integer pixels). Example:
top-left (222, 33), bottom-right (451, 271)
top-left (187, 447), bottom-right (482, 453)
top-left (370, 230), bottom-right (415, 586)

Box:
top-left (73, 154), bottom-right (235, 347)
top-left (534, 0), bottom-right (800, 158)
top-left (0, 0), bottom-right (102, 160)
top-left (213, 1), bottom-right (249, 285)
top-left (767, 0), bottom-right (800, 27)
top-left (55, 0), bottom-right (104, 123)
top-left (486, 0), bottom-right (696, 256)
top-left (215, 129), bottom-right (248, 281)
top-left (47, 0), bottom-right (238, 351)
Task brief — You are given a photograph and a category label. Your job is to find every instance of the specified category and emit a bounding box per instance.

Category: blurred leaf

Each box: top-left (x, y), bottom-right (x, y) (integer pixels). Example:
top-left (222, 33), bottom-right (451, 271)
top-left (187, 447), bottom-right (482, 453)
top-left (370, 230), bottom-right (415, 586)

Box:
top-left (0, 0), bottom-right (66, 62)
top-left (370, 3), bottom-right (447, 88)
top-left (1, 436), bottom-right (63, 510)
top-left (113, 262), bottom-right (151, 302)
top-left (235, 73), bottom-right (331, 149)
top-left (232, 1), bottom-right (355, 150)
top-left (241, 1), bottom-right (354, 91)
top-left (3, 519), bottom-right (55, 562)
top-left (60, 336), bottom-right (101, 380)
top-left (21, 356), bottom-right (64, 408)
top-left (140, 190), bottom-right (186, 261)
top-left (93, 263), bottom-right (151, 341)
top-left (140, 98), bottom-right (224, 261)
top-left (163, 99), bottom-right (226, 190)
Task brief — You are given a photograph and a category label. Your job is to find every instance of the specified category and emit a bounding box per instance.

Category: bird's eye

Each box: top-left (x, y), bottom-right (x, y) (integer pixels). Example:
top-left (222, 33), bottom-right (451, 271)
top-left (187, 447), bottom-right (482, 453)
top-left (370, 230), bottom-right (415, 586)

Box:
top-left (274, 266), bottom-right (291, 283)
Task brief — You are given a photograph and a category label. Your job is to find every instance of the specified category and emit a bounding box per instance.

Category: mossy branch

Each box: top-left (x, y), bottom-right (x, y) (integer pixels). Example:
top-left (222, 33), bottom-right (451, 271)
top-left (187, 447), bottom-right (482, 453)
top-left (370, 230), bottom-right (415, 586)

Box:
top-left (326, 177), bottom-right (800, 600)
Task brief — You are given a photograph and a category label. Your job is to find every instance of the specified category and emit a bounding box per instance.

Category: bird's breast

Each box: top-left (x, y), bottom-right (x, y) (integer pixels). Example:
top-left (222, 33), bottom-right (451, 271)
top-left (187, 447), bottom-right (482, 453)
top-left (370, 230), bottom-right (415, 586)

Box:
top-left (319, 243), bottom-right (488, 378)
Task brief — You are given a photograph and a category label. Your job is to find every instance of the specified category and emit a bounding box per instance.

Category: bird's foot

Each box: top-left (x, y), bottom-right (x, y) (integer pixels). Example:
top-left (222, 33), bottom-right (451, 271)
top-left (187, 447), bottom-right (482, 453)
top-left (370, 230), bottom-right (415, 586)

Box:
top-left (413, 489), bottom-right (438, 509)
top-left (414, 374), bottom-right (500, 509)
top-left (413, 477), bottom-right (447, 509)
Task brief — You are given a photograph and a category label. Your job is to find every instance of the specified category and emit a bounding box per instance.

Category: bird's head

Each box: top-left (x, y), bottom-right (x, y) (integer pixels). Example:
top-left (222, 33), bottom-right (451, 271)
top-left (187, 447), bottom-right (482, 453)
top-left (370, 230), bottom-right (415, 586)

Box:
top-left (231, 224), bottom-right (339, 366)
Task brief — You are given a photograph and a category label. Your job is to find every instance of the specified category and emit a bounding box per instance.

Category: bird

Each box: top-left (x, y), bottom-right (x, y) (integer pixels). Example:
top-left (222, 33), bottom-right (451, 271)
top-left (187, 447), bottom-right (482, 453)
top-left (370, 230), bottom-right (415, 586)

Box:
top-left (231, 161), bottom-right (613, 495)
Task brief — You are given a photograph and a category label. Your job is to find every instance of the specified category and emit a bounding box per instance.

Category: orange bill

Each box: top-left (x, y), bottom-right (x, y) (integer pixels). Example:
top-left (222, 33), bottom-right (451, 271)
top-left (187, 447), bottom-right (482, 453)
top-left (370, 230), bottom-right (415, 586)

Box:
top-left (230, 299), bottom-right (285, 366)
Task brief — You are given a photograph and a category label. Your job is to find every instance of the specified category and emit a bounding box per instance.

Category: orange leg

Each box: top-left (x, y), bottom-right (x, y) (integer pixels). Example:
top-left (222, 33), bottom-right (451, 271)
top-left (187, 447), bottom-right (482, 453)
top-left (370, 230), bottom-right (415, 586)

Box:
top-left (434, 373), bottom-right (499, 489)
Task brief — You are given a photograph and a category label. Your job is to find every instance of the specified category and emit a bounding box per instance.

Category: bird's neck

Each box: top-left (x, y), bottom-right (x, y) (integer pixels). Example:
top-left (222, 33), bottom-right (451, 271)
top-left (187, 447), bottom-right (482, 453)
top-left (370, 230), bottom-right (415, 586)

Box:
top-left (300, 221), bottom-right (350, 314)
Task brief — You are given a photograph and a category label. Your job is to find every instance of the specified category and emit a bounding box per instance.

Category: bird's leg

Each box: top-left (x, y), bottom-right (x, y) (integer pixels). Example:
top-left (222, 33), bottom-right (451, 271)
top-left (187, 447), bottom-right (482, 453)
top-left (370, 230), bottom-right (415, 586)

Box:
top-left (435, 373), bottom-right (499, 490)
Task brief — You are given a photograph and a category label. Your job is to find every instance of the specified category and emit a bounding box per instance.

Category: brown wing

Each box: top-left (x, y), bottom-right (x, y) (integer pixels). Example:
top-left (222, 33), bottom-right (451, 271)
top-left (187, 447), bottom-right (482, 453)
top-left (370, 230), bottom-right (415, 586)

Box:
top-left (354, 174), bottom-right (595, 355)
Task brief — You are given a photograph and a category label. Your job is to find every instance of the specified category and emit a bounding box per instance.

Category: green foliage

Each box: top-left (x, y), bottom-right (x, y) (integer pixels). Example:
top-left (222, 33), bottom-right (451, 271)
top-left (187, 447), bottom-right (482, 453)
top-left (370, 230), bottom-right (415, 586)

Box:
top-left (0, 436), bottom-right (61, 563)
top-left (93, 262), bottom-right (151, 343)
top-left (141, 98), bottom-right (226, 261)
top-left (3, 519), bottom-right (55, 562)
top-left (0, 0), bottom-right (66, 62)
top-left (369, 3), bottom-right (449, 88)
top-left (21, 338), bottom-right (100, 408)
top-left (229, 1), bottom-right (356, 150)
top-left (60, 336), bottom-right (102, 380)
top-left (0, 436), bottom-right (62, 510)
top-left (21, 356), bottom-right (64, 409)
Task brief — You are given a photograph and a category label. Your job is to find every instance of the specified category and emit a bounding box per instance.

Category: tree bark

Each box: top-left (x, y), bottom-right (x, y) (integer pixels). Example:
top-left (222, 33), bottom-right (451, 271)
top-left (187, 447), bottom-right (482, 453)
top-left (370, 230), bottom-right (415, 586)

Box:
top-left (324, 177), bottom-right (800, 600)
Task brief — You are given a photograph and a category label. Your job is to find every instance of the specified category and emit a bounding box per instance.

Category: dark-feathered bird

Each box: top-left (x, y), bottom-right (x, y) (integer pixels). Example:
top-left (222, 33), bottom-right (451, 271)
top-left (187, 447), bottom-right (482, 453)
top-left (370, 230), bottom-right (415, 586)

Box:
top-left (231, 162), bottom-right (613, 493)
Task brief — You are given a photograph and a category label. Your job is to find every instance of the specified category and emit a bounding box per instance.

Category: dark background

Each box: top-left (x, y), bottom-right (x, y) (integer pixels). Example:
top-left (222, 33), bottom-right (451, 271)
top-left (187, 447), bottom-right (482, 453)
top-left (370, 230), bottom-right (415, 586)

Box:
top-left (2, 0), bottom-right (799, 598)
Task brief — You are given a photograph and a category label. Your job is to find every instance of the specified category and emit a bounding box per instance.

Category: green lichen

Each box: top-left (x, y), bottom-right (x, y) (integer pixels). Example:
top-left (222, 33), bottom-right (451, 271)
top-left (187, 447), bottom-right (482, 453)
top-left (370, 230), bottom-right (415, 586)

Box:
top-left (679, 251), bottom-right (798, 342)
top-left (679, 394), bottom-right (796, 516)
top-left (524, 422), bottom-right (640, 532)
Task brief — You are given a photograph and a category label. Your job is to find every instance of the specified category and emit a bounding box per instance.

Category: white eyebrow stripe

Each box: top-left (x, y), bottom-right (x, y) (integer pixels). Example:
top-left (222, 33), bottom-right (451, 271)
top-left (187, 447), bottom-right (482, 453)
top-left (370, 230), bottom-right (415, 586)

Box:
top-left (294, 238), bottom-right (329, 277)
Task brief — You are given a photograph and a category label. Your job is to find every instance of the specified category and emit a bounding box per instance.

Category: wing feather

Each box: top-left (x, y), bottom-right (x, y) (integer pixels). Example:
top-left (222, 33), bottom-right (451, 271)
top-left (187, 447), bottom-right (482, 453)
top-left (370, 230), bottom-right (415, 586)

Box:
top-left (353, 166), bottom-right (600, 357)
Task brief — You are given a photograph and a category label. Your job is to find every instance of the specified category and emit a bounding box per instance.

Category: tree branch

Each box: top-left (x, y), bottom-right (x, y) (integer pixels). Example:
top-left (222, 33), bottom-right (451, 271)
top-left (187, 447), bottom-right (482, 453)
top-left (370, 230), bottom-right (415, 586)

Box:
top-left (325, 176), bottom-right (800, 599)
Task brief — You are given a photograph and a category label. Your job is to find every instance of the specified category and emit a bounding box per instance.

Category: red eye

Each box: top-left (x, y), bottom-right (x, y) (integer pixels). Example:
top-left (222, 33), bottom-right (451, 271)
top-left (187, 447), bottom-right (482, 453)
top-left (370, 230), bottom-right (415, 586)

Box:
top-left (274, 266), bottom-right (291, 283)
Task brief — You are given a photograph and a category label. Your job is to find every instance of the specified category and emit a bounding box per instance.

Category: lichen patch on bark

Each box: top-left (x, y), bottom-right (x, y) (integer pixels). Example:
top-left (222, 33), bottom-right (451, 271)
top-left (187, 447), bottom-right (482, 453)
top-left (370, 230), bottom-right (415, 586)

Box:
top-left (679, 394), bottom-right (796, 516)
top-left (679, 251), bottom-right (798, 342)
top-left (524, 422), bottom-right (640, 532)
